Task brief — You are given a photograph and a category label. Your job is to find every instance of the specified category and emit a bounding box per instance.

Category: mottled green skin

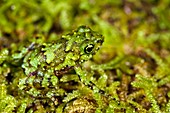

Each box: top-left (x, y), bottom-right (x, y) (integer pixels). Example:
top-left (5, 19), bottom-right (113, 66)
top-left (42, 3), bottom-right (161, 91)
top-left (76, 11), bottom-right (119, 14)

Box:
top-left (21, 26), bottom-right (104, 77)
top-left (16, 26), bottom-right (104, 105)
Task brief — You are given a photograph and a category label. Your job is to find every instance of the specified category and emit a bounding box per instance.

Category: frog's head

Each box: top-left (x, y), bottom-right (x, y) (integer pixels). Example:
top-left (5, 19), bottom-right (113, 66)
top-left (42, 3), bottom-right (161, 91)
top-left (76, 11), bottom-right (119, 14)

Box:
top-left (63, 26), bottom-right (104, 63)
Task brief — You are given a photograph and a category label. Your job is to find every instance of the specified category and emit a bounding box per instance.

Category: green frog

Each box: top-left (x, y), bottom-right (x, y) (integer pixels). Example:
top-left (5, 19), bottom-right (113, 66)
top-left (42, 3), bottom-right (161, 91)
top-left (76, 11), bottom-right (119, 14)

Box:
top-left (10, 26), bottom-right (104, 111)
top-left (21, 26), bottom-right (103, 77)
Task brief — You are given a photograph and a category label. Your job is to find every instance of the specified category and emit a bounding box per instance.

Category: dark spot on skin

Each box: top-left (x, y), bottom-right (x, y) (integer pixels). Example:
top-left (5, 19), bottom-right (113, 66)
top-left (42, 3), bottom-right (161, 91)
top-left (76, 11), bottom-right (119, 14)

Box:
top-left (24, 71), bottom-right (38, 87)
top-left (96, 39), bottom-right (103, 44)
top-left (43, 66), bottom-right (47, 69)
top-left (55, 66), bottom-right (74, 76)
top-left (29, 71), bottom-right (38, 76)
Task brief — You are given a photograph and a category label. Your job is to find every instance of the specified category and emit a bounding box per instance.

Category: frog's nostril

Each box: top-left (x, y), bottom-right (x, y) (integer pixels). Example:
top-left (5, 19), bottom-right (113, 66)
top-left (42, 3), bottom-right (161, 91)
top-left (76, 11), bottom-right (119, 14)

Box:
top-left (96, 39), bottom-right (103, 44)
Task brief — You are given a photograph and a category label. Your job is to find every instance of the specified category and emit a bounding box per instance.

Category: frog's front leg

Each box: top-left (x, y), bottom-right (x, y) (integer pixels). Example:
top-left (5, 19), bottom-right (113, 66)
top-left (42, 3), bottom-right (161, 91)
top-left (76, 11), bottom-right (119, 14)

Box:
top-left (74, 66), bottom-right (92, 86)
top-left (75, 64), bottom-right (109, 93)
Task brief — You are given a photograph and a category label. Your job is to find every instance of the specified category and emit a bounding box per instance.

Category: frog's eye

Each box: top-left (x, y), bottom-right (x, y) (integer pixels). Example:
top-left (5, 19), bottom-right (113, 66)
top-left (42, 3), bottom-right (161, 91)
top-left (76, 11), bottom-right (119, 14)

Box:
top-left (84, 44), bottom-right (94, 54)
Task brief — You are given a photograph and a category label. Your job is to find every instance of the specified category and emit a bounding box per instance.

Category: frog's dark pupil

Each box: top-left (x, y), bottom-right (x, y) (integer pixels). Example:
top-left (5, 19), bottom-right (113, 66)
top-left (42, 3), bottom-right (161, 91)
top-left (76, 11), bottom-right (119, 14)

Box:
top-left (84, 44), bottom-right (94, 53)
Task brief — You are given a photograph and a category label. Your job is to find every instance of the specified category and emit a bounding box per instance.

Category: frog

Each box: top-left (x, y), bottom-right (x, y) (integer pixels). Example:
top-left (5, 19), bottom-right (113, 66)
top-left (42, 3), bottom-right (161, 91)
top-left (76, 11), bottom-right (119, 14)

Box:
top-left (11, 25), bottom-right (104, 110)
top-left (22, 26), bottom-right (103, 77)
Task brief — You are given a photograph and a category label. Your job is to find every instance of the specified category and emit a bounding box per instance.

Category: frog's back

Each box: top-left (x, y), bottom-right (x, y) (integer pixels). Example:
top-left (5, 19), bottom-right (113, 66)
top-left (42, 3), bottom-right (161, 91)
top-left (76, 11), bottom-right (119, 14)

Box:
top-left (22, 40), bottom-right (68, 76)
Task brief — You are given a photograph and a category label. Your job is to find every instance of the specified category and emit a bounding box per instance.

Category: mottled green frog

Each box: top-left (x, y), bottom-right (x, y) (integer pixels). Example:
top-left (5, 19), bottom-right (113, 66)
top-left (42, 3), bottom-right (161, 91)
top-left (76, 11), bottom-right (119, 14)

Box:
top-left (15, 26), bottom-right (104, 100)
top-left (21, 26), bottom-right (104, 77)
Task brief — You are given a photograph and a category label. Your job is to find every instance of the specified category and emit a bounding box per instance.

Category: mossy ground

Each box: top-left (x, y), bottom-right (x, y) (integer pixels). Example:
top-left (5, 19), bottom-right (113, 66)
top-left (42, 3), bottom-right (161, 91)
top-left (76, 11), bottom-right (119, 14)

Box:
top-left (0, 0), bottom-right (170, 113)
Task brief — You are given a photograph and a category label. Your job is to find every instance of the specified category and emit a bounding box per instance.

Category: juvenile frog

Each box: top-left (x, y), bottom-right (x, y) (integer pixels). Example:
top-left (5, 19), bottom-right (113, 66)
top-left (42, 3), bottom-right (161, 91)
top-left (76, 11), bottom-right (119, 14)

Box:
top-left (16, 26), bottom-right (104, 98)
